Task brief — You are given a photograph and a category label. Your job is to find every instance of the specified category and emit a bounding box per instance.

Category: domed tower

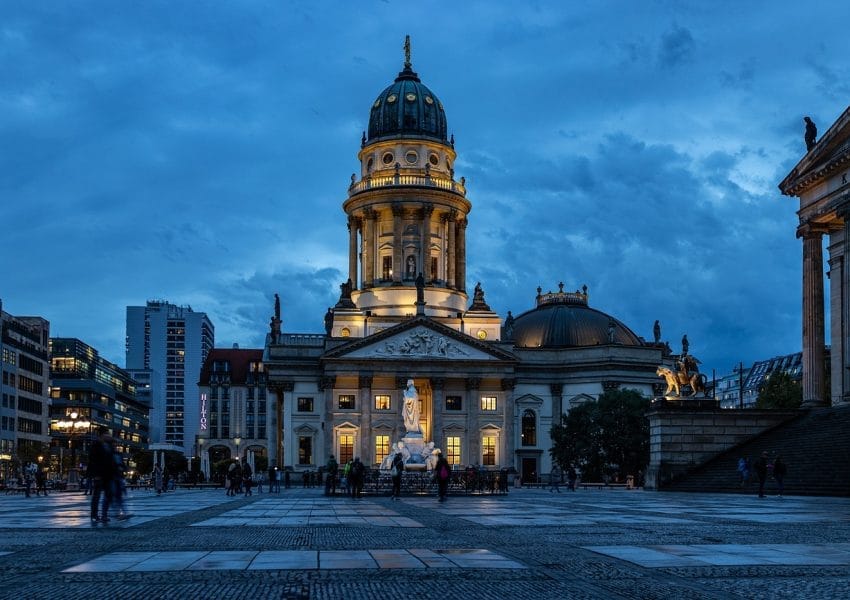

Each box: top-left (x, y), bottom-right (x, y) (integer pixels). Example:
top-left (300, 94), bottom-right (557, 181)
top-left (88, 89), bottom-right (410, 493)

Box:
top-left (334, 38), bottom-right (487, 338)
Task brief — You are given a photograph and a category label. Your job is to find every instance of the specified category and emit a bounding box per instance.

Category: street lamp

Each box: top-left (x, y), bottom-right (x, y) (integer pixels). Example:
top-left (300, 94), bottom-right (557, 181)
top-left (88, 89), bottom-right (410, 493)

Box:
top-left (234, 437), bottom-right (241, 460)
top-left (56, 410), bottom-right (91, 487)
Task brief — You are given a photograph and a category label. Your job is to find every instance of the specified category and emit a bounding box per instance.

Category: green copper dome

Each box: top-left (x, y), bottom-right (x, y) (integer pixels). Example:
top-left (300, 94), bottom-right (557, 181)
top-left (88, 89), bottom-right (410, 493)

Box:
top-left (367, 62), bottom-right (448, 143)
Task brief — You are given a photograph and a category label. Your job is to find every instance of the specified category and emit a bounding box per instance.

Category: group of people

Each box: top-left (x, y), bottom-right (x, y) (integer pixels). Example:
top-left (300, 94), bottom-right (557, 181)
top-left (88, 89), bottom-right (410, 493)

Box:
top-left (225, 459), bottom-right (256, 496)
top-left (737, 452), bottom-right (787, 497)
top-left (88, 426), bottom-right (132, 523)
top-left (548, 464), bottom-right (578, 492)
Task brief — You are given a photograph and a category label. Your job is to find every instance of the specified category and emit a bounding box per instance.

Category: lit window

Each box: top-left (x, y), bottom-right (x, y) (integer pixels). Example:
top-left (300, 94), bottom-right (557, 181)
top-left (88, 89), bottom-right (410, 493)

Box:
top-left (446, 436), bottom-right (461, 465)
top-left (482, 436), bottom-right (496, 466)
top-left (481, 396), bottom-right (497, 411)
top-left (338, 394), bottom-right (355, 410)
top-left (382, 256), bottom-right (393, 280)
top-left (339, 434), bottom-right (354, 464)
top-left (374, 395), bottom-right (391, 410)
top-left (375, 435), bottom-right (390, 465)
top-left (445, 396), bottom-right (462, 411)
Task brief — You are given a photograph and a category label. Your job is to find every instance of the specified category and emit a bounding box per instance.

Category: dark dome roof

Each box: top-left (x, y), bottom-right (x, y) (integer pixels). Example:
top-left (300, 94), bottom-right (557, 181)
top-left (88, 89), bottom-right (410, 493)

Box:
top-left (367, 64), bottom-right (448, 143)
top-left (510, 288), bottom-right (643, 349)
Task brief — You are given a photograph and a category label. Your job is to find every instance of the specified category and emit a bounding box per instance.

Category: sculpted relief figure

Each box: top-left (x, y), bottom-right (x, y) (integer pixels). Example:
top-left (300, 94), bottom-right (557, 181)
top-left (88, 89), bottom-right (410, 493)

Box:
top-left (402, 379), bottom-right (421, 434)
top-left (371, 332), bottom-right (470, 357)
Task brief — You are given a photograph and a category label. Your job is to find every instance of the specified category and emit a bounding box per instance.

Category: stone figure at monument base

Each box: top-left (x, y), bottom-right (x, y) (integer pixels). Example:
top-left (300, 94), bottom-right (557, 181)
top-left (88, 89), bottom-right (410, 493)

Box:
top-left (402, 379), bottom-right (421, 435)
top-left (378, 378), bottom-right (441, 472)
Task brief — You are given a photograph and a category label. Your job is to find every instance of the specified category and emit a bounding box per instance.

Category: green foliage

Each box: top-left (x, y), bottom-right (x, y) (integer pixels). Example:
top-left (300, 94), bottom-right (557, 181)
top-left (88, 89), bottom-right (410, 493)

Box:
top-left (549, 388), bottom-right (650, 481)
top-left (756, 371), bottom-right (802, 409)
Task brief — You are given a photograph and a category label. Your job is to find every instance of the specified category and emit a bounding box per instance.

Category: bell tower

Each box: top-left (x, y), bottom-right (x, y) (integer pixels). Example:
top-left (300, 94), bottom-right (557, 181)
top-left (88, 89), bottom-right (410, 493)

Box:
top-left (332, 38), bottom-right (492, 338)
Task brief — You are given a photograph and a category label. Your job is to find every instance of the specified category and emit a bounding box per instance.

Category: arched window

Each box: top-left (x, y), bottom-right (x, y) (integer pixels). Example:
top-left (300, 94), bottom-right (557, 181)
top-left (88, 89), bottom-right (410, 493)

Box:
top-left (521, 409), bottom-right (536, 446)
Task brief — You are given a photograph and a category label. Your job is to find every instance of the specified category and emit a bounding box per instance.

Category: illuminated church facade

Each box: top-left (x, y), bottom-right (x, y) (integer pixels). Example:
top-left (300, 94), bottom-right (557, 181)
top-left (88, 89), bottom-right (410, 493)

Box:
top-left (258, 45), bottom-right (667, 482)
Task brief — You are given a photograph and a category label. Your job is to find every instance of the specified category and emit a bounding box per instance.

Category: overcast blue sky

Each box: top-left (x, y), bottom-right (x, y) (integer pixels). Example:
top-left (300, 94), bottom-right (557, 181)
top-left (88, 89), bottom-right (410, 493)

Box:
top-left (2, 1), bottom-right (848, 375)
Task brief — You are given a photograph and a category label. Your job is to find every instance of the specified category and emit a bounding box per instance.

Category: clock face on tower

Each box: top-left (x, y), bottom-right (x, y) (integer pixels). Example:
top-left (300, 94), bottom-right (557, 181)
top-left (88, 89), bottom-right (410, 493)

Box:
top-left (477, 329), bottom-right (487, 340)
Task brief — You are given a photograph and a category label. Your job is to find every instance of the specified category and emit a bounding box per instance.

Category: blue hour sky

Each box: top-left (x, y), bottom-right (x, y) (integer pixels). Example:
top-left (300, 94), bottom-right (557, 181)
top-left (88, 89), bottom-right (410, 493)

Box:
top-left (2, 1), bottom-right (848, 375)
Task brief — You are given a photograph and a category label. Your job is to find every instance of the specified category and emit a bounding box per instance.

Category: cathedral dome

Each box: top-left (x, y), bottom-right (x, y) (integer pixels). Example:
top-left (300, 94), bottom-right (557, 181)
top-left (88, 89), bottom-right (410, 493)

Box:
top-left (510, 286), bottom-right (643, 349)
top-left (367, 63), bottom-right (448, 144)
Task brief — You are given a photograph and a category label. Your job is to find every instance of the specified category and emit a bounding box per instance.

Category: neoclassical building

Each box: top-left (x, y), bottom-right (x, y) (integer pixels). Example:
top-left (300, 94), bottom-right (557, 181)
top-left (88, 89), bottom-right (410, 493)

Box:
top-left (260, 45), bottom-right (669, 482)
top-left (780, 106), bottom-right (850, 407)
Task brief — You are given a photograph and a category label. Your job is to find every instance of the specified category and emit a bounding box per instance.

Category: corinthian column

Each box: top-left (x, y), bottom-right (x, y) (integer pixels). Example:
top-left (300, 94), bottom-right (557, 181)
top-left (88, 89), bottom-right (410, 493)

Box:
top-left (347, 216), bottom-right (360, 290)
top-left (456, 218), bottom-right (467, 292)
top-left (445, 211), bottom-right (456, 288)
top-left (799, 225), bottom-right (827, 407)
top-left (363, 209), bottom-right (376, 287)
top-left (392, 203), bottom-right (404, 285)
top-left (421, 203), bottom-right (434, 281)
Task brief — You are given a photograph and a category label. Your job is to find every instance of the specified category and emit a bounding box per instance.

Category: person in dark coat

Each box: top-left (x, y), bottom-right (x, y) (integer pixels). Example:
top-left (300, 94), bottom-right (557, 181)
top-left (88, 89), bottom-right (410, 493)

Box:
top-left (88, 426), bottom-right (115, 523)
top-left (433, 451), bottom-right (451, 502)
top-left (390, 451), bottom-right (405, 500)
top-left (754, 451), bottom-right (769, 498)
top-left (349, 457), bottom-right (365, 499)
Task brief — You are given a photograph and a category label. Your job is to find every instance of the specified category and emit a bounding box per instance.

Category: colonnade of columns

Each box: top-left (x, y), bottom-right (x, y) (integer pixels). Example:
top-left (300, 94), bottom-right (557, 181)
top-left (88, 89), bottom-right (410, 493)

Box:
top-left (346, 204), bottom-right (467, 292)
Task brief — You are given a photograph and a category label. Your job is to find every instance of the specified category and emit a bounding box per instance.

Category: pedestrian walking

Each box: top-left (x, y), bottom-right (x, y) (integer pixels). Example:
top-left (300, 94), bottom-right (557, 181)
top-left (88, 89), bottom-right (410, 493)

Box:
top-left (350, 457), bottom-right (365, 499)
top-left (567, 466), bottom-right (577, 491)
top-left (325, 455), bottom-right (338, 496)
top-left (549, 464), bottom-right (562, 493)
top-left (434, 451), bottom-right (451, 502)
top-left (153, 464), bottom-right (163, 496)
top-left (754, 451), bottom-right (769, 498)
top-left (35, 464), bottom-right (48, 497)
top-left (242, 459), bottom-right (253, 497)
top-left (390, 451), bottom-right (404, 500)
top-left (773, 455), bottom-right (787, 497)
top-left (342, 460), bottom-right (352, 495)
top-left (226, 460), bottom-right (241, 497)
top-left (89, 426), bottom-right (115, 524)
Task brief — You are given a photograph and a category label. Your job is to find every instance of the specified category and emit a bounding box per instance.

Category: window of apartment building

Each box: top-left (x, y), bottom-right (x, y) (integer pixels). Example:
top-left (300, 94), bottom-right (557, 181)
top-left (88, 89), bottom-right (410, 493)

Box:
top-left (482, 435), bottom-right (496, 466)
top-left (521, 409), bottom-right (537, 446)
top-left (17, 396), bottom-right (43, 415)
top-left (374, 394), bottom-right (391, 411)
top-left (297, 397), bottom-right (314, 412)
top-left (338, 394), bottom-right (355, 410)
top-left (210, 386), bottom-right (219, 400)
top-left (445, 395), bottom-right (462, 411)
top-left (480, 396), bottom-right (497, 411)
top-left (257, 413), bottom-right (266, 439)
top-left (375, 434), bottom-right (390, 466)
top-left (338, 433), bottom-right (354, 464)
top-left (2, 348), bottom-right (16, 366)
top-left (298, 436), bottom-right (313, 465)
top-left (17, 417), bottom-right (42, 435)
top-left (446, 436), bottom-right (461, 465)
top-left (431, 256), bottom-right (438, 280)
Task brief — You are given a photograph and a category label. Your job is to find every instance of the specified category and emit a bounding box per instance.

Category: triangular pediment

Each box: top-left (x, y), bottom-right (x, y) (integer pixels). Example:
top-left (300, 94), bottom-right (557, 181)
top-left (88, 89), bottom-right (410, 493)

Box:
top-left (323, 317), bottom-right (516, 362)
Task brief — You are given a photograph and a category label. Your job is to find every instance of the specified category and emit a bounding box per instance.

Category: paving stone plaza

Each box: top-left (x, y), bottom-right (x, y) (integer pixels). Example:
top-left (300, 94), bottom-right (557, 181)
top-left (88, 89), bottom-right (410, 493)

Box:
top-left (0, 487), bottom-right (848, 599)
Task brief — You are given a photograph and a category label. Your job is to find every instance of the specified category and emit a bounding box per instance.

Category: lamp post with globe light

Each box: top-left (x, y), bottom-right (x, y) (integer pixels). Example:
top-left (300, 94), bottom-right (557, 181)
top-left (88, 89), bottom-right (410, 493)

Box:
top-left (234, 437), bottom-right (241, 461)
top-left (56, 410), bottom-right (91, 488)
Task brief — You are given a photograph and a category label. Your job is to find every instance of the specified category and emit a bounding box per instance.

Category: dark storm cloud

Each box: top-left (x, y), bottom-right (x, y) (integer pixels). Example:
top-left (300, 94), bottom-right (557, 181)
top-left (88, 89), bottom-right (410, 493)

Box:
top-left (1, 1), bottom-right (846, 375)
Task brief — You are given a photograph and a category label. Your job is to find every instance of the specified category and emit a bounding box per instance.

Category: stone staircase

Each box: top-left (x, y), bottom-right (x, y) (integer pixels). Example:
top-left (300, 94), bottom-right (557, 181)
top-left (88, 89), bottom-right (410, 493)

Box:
top-left (663, 405), bottom-right (850, 497)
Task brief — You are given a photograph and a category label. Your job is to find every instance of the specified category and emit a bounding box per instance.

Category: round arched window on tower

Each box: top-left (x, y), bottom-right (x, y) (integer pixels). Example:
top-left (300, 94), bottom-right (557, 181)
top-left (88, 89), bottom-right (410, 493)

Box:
top-left (405, 151), bottom-right (418, 164)
top-left (340, 327), bottom-right (351, 338)
top-left (429, 153), bottom-right (439, 166)
top-left (382, 152), bottom-right (394, 165)
top-left (366, 157), bottom-right (374, 172)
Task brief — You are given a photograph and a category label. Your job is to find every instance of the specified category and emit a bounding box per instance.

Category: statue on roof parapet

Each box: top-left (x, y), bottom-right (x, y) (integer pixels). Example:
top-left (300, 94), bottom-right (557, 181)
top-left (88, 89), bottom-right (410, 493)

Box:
top-left (470, 282), bottom-right (491, 311)
top-left (804, 116), bottom-right (817, 151)
top-left (653, 320), bottom-right (661, 344)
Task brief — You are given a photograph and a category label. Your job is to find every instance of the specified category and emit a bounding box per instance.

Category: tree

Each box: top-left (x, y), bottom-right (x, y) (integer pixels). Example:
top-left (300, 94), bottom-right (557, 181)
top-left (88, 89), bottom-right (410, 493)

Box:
top-left (756, 371), bottom-right (802, 409)
top-left (550, 388), bottom-right (650, 481)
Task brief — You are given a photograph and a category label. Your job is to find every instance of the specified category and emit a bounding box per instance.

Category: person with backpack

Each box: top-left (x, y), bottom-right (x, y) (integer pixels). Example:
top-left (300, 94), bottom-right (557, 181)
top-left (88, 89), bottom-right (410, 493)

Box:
top-left (390, 451), bottom-right (405, 500)
top-left (434, 450), bottom-right (451, 502)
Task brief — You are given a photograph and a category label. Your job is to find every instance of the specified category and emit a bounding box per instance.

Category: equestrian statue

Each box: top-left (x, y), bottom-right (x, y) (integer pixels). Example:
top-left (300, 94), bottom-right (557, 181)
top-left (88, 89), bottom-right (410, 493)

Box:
top-left (656, 354), bottom-right (707, 398)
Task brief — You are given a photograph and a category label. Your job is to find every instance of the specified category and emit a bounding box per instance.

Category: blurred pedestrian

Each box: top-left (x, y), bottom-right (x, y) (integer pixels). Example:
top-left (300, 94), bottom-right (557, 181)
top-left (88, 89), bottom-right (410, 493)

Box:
top-left (754, 451), bottom-right (769, 498)
top-left (89, 426), bottom-right (115, 524)
top-left (773, 455), bottom-right (787, 497)
top-left (390, 451), bottom-right (404, 500)
top-left (549, 464), bottom-right (562, 493)
top-left (434, 450), bottom-right (450, 502)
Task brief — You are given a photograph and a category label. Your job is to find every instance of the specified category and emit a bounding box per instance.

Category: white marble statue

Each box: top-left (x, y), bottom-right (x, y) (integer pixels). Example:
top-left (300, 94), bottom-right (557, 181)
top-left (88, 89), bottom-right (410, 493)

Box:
top-left (402, 379), bottom-right (421, 434)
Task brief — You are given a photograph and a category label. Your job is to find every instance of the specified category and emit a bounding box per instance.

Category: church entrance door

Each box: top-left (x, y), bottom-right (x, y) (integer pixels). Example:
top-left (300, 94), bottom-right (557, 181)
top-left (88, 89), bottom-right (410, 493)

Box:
top-left (521, 457), bottom-right (538, 485)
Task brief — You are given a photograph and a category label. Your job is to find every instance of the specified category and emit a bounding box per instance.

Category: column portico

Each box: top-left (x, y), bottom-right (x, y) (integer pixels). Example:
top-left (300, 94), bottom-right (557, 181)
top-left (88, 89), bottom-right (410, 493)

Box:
top-left (456, 219), bottom-right (467, 292)
top-left (347, 216), bottom-right (360, 290)
top-left (363, 209), bottom-right (376, 287)
top-left (799, 225), bottom-right (827, 407)
top-left (445, 212), bottom-right (456, 288)
top-left (392, 203), bottom-right (404, 285)
top-left (359, 375), bottom-right (373, 464)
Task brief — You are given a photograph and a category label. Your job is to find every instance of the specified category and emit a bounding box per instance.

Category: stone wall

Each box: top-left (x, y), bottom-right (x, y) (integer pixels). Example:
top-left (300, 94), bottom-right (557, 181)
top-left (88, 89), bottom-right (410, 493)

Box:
top-left (644, 402), bottom-right (800, 490)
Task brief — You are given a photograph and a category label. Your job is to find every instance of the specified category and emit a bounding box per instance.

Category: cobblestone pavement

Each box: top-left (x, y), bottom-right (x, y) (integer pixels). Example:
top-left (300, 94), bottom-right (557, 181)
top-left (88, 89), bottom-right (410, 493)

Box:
top-left (1, 487), bottom-right (848, 599)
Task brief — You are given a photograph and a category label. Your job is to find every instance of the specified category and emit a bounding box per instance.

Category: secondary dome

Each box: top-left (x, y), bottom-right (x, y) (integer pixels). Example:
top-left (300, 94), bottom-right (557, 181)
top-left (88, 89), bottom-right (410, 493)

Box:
top-left (367, 59), bottom-right (448, 143)
top-left (510, 286), bottom-right (644, 349)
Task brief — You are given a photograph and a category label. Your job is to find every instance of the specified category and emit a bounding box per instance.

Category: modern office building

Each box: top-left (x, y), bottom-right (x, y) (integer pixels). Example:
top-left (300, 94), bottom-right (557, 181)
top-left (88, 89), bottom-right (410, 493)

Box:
top-left (126, 300), bottom-right (214, 455)
top-left (49, 338), bottom-right (150, 470)
top-left (196, 347), bottom-right (268, 478)
top-left (261, 46), bottom-right (674, 482)
top-left (0, 300), bottom-right (51, 473)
